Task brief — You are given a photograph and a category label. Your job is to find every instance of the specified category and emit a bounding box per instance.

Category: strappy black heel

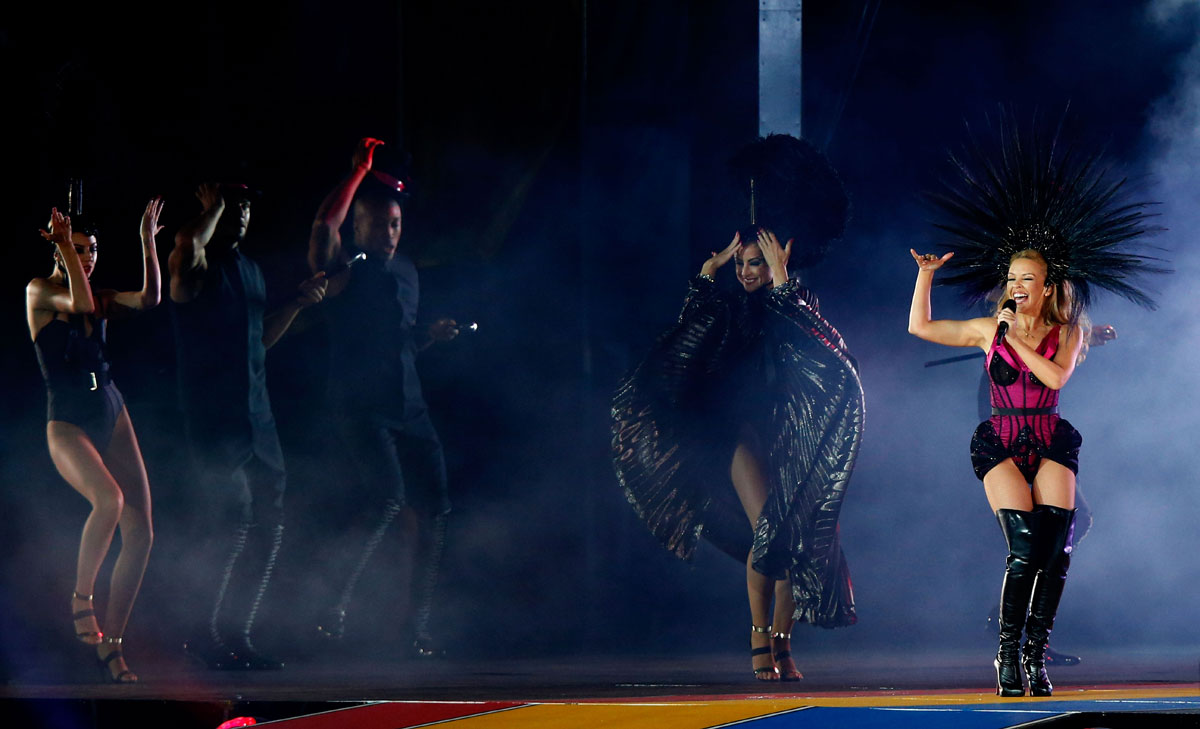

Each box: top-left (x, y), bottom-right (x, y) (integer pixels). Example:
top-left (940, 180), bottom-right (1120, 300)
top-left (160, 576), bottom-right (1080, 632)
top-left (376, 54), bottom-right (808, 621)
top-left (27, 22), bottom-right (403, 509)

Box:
top-left (751, 624), bottom-right (779, 680)
top-left (71, 591), bottom-right (103, 645)
top-left (771, 631), bottom-right (802, 682)
top-left (98, 636), bottom-right (137, 683)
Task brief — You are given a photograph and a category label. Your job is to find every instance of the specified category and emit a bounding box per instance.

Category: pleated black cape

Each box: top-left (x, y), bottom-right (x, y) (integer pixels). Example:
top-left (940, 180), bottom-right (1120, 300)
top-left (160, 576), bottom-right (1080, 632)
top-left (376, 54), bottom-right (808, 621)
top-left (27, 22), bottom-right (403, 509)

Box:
top-left (612, 276), bottom-right (863, 627)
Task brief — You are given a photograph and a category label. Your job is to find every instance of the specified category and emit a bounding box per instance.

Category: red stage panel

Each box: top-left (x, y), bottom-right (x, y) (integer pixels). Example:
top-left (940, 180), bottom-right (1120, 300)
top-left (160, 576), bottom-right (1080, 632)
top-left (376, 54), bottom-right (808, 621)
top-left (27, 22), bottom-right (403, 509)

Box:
top-left (261, 700), bottom-right (527, 728)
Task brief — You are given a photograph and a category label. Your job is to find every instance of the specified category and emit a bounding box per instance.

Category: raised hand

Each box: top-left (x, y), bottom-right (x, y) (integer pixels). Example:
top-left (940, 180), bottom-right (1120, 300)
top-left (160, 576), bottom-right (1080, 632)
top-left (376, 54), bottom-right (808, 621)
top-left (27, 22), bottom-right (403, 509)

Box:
top-left (39, 208), bottom-right (73, 247)
top-left (295, 271), bottom-right (328, 308)
top-left (700, 233), bottom-right (742, 277)
top-left (756, 228), bottom-right (791, 285)
top-left (910, 249), bottom-right (954, 272)
top-left (140, 197), bottom-right (165, 242)
top-left (195, 183), bottom-right (224, 212)
top-left (352, 137), bottom-right (385, 170)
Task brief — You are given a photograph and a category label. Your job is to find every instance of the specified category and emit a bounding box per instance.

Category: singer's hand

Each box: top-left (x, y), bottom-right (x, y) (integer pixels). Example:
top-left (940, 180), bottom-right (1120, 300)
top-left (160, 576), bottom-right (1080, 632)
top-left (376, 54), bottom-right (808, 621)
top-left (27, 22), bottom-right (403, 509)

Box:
top-left (997, 305), bottom-right (1017, 331)
top-left (701, 233), bottom-right (741, 277)
top-left (911, 249), bottom-right (954, 271)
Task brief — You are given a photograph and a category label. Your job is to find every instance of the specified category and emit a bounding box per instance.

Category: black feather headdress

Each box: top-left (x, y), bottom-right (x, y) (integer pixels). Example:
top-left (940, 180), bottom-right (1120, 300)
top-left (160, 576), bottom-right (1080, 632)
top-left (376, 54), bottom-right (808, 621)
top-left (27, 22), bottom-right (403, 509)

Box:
top-left (927, 116), bottom-right (1167, 310)
top-left (728, 134), bottom-right (850, 269)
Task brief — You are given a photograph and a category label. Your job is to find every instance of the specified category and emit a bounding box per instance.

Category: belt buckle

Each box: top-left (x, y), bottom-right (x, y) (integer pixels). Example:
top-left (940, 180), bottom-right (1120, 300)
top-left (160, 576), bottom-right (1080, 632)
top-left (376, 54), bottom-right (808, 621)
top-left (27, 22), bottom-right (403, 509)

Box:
top-left (89, 372), bottom-right (98, 391)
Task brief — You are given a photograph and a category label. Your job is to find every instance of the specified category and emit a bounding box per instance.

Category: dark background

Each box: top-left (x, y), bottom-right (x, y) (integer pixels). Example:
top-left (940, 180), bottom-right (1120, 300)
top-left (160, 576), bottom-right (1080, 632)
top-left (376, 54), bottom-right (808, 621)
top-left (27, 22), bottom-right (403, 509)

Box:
top-left (2, 0), bottom-right (1198, 674)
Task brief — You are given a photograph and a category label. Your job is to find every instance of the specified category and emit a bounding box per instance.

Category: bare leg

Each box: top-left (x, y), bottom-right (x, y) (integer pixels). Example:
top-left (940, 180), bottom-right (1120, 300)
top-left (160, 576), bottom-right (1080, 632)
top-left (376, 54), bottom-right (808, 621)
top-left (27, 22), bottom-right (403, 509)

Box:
top-left (983, 459), bottom-right (1034, 513)
top-left (771, 580), bottom-right (802, 680)
top-left (47, 421), bottom-right (125, 646)
top-left (1031, 461), bottom-right (1075, 510)
top-left (731, 440), bottom-right (779, 681)
top-left (96, 409), bottom-right (153, 681)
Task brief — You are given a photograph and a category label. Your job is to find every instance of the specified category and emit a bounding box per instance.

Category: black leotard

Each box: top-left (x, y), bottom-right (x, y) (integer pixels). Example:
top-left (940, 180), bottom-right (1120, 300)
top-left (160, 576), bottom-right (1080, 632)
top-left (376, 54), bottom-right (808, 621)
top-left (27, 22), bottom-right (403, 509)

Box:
top-left (34, 315), bottom-right (125, 452)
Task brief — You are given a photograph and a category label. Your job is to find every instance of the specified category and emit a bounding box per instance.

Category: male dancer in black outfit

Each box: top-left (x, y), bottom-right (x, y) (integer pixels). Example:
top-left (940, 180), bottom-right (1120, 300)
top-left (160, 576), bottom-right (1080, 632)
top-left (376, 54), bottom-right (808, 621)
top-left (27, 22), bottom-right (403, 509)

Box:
top-left (171, 183), bottom-right (326, 669)
top-left (308, 138), bottom-right (457, 655)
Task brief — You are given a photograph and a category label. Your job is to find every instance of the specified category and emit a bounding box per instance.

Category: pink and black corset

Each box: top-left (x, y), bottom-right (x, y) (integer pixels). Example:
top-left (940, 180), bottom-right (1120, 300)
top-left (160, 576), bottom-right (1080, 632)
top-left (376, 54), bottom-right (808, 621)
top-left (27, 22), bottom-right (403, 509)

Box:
top-left (969, 326), bottom-right (1082, 483)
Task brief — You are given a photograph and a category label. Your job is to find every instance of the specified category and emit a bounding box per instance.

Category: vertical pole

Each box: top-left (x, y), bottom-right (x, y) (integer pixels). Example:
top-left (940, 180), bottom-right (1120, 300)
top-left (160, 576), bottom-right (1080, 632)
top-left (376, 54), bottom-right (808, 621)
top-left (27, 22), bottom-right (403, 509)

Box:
top-left (396, 1), bottom-right (406, 150)
top-left (758, 0), bottom-right (803, 138)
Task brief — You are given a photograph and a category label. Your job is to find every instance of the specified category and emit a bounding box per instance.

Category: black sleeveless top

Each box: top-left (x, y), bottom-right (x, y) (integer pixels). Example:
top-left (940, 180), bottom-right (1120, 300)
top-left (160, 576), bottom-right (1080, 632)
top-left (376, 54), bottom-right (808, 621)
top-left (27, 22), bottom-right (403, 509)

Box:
top-left (325, 250), bottom-right (426, 422)
top-left (172, 246), bottom-right (272, 422)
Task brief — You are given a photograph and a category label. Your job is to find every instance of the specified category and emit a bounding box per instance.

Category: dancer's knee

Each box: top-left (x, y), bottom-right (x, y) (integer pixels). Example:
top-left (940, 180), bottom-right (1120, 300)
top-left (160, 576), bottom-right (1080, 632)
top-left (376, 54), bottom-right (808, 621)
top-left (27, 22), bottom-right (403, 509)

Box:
top-left (92, 487), bottom-right (125, 527)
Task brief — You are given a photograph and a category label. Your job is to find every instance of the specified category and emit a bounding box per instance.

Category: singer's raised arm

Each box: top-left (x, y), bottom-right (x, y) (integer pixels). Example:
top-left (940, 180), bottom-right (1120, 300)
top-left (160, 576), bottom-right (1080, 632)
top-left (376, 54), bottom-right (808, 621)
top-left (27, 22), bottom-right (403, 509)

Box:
top-left (907, 249), bottom-right (993, 350)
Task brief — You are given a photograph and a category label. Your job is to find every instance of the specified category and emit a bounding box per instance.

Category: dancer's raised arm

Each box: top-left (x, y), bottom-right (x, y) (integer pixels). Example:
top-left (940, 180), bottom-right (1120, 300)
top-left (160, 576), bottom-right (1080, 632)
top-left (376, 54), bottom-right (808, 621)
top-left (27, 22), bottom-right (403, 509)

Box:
top-left (30, 209), bottom-right (94, 318)
top-left (103, 197), bottom-right (163, 314)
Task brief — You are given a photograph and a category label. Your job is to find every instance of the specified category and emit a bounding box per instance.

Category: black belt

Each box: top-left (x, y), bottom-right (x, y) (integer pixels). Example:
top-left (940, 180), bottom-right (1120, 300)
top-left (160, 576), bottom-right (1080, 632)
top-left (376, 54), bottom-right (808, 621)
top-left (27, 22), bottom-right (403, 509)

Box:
top-left (55, 370), bottom-right (112, 391)
top-left (992, 405), bottom-right (1057, 416)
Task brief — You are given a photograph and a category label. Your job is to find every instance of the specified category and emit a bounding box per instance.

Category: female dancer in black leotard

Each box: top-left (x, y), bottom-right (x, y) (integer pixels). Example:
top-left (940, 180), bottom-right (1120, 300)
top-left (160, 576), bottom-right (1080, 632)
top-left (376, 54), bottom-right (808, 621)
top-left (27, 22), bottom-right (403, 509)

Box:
top-left (27, 201), bottom-right (162, 682)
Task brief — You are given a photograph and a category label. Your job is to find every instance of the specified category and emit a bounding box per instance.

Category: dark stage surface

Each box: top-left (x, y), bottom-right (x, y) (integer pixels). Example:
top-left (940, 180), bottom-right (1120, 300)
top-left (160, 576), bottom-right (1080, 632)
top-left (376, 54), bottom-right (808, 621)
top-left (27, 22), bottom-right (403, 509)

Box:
top-left (3, 648), bottom-right (1200, 728)
top-left (4, 648), bottom-right (1199, 702)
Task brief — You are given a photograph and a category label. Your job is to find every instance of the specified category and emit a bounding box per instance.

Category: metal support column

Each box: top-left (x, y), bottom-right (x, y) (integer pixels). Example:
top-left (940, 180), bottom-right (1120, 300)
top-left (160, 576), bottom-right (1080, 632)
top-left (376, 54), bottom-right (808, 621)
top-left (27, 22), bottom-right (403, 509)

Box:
top-left (758, 0), bottom-right (803, 137)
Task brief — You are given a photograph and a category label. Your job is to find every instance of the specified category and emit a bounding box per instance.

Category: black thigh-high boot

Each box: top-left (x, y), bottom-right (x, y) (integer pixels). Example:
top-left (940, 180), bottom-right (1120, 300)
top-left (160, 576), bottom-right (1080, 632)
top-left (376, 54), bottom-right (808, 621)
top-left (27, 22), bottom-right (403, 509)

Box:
top-left (1023, 505), bottom-right (1076, 696)
top-left (994, 509), bottom-right (1039, 697)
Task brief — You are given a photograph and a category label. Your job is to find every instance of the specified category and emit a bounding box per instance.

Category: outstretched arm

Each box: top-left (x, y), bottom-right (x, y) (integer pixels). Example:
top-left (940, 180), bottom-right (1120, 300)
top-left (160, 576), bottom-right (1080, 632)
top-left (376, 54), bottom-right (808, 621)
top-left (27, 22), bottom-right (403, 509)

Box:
top-left (104, 197), bottom-right (164, 313)
top-left (417, 318), bottom-right (460, 352)
top-left (262, 272), bottom-right (328, 349)
top-left (907, 249), bottom-right (991, 349)
top-left (309, 137), bottom-right (383, 274)
top-left (169, 184), bottom-right (225, 303)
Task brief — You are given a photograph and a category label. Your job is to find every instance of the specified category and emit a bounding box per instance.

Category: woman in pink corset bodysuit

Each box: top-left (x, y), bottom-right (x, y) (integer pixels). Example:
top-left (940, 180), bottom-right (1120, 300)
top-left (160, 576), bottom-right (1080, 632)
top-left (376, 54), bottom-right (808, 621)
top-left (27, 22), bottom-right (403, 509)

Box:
top-left (904, 115), bottom-right (1165, 699)
top-left (908, 247), bottom-right (1084, 699)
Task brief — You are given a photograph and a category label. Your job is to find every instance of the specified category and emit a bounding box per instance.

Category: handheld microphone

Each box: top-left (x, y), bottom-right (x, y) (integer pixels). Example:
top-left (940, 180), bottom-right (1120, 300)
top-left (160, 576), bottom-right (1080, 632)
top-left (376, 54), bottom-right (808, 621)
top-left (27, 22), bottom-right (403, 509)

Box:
top-left (996, 298), bottom-right (1017, 339)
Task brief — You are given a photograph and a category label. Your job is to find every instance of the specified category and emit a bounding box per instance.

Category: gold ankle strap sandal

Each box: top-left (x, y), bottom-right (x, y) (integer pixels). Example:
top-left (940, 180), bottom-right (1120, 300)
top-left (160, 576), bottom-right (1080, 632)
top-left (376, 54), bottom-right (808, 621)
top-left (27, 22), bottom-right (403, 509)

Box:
top-left (750, 625), bottom-right (778, 679)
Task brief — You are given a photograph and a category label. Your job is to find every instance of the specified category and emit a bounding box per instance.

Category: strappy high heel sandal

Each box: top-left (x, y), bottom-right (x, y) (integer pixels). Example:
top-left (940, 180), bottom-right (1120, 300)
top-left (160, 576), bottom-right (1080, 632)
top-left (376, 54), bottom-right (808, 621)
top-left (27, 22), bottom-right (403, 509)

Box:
top-left (771, 631), bottom-right (802, 682)
top-left (751, 624), bottom-right (779, 681)
top-left (71, 591), bottom-right (103, 645)
top-left (97, 636), bottom-right (138, 684)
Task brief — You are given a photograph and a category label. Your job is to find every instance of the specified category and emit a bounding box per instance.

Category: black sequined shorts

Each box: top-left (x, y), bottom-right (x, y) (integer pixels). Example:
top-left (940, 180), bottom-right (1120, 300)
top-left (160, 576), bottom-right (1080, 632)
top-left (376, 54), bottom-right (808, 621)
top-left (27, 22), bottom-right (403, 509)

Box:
top-left (970, 417), bottom-right (1082, 484)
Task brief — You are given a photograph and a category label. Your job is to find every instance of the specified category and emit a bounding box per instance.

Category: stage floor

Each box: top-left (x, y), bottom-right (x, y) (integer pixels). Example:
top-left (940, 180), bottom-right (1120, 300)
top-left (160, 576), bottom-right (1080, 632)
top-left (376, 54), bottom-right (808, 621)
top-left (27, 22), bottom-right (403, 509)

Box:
top-left (3, 647), bottom-right (1199, 727)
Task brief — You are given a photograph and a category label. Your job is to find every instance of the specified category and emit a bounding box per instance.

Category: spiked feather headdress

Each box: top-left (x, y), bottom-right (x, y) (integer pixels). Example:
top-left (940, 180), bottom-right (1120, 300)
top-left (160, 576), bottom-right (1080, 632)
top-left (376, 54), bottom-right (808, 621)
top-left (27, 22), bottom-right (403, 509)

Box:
top-left (928, 116), bottom-right (1167, 310)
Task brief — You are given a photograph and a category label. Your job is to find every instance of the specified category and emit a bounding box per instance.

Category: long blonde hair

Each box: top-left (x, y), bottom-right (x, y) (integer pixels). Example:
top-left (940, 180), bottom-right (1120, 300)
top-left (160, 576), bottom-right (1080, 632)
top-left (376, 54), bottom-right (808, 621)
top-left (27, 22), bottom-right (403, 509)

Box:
top-left (993, 249), bottom-right (1090, 364)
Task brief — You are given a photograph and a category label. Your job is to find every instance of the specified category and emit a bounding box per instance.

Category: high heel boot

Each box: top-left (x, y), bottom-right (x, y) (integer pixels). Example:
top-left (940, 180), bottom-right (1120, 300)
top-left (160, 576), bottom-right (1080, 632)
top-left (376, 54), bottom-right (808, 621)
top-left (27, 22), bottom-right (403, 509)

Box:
top-left (1023, 505), bottom-right (1076, 697)
top-left (994, 509), bottom-right (1038, 697)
